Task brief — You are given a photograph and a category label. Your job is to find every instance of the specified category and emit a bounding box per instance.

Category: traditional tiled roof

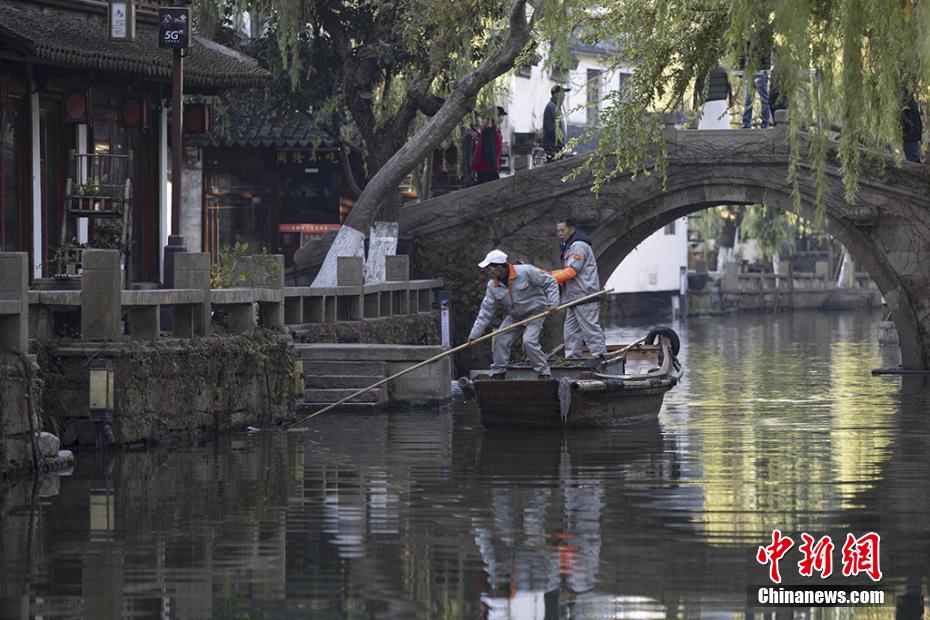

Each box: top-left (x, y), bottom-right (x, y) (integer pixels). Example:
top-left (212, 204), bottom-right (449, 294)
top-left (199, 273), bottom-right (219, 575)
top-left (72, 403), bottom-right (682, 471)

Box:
top-left (0, 2), bottom-right (270, 89)
top-left (569, 32), bottom-right (621, 57)
top-left (211, 94), bottom-right (336, 148)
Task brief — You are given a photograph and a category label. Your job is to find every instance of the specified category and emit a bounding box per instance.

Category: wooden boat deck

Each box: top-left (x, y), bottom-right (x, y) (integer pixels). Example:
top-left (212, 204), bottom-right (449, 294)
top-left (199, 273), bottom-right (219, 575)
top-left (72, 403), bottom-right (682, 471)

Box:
top-left (470, 333), bottom-right (683, 428)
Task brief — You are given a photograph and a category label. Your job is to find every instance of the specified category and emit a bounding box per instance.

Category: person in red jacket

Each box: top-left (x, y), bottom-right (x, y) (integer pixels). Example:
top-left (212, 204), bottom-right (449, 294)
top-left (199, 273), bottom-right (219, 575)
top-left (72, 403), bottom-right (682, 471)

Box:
top-left (471, 107), bottom-right (506, 184)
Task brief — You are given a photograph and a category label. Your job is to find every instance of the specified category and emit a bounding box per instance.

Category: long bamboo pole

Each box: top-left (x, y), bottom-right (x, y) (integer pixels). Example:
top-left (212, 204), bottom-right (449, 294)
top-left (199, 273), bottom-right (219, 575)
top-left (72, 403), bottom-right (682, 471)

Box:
top-left (288, 287), bottom-right (614, 428)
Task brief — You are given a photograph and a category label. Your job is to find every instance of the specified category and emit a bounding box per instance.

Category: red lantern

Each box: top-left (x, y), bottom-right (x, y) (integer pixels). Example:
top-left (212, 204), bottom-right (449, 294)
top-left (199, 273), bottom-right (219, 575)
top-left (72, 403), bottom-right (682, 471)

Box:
top-left (119, 96), bottom-right (150, 129)
top-left (64, 90), bottom-right (92, 123)
top-left (183, 103), bottom-right (211, 134)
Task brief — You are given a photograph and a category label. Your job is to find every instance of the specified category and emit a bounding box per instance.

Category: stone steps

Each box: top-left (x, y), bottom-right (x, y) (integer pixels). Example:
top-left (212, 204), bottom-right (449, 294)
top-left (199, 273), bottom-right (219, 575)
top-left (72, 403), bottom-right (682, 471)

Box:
top-left (296, 401), bottom-right (379, 412)
top-left (292, 343), bottom-right (450, 407)
top-left (305, 375), bottom-right (382, 389)
top-left (302, 360), bottom-right (387, 377)
top-left (303, 387), bottom-right (386, 404)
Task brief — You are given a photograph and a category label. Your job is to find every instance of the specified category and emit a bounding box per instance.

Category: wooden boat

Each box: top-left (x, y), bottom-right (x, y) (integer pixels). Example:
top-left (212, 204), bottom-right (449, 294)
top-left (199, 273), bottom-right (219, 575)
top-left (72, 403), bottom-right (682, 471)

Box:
top-left (462, 328), bottom-right (683, 428)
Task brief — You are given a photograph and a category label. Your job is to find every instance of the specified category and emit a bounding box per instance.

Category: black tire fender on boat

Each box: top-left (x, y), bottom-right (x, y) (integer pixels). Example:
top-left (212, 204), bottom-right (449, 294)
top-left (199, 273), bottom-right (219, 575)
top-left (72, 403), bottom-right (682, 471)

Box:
top-left (645, 327), bottom-right (680, 357)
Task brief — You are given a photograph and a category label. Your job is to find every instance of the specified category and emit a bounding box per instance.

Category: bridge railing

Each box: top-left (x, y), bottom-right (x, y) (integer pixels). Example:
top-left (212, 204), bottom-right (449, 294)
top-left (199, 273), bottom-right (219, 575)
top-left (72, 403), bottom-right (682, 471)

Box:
top-left (0, 251), bottom-right (442, 348)
top-left (720, 261), bottom-right (877, 293)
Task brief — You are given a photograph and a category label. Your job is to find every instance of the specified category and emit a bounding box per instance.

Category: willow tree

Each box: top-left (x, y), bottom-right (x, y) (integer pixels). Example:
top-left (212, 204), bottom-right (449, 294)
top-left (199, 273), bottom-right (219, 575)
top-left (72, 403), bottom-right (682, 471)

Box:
top-left (308, 0), bottom-right (540, 286)
top-left (197, 0), bottom-right (556, 284)
top-left (577, 0), bottom-right (929, 205)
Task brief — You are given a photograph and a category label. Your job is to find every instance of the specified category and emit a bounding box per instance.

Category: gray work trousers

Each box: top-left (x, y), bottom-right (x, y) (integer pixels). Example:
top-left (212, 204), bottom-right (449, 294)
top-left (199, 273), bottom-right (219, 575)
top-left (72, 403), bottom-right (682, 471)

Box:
top-left (564, 302), bottom-right (607, 358)
top-left (491, 315), bottom-right (549, 375)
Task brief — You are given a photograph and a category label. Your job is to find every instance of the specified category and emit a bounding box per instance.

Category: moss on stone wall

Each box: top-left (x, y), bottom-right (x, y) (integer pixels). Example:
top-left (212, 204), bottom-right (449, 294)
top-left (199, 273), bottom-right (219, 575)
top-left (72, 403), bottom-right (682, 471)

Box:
top-left (0, 353), bottom-right (42, 476)
top-left (37, 329), bottom-right (296, 447)
top-left (289, 313), bottom-right (440, 346)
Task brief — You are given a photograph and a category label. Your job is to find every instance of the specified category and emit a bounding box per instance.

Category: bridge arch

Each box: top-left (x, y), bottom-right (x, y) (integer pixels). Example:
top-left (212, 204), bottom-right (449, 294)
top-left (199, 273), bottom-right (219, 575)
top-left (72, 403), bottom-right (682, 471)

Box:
top-left (592, 177), bottom-right (922, 368)
top-left (402, 129), bottom-right (930, 369)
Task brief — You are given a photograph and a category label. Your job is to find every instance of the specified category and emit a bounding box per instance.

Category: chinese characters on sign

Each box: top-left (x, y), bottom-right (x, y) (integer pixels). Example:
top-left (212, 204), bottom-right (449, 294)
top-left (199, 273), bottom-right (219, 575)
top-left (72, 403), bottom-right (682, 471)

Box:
top-left (274, 149), bottom-right (339, 166)
top-left (757, 531), bottom-right (882, 583)
top-left (108, 0), bottom-right (135, 41)
top-left (278, 223), bottom-right (341, 234)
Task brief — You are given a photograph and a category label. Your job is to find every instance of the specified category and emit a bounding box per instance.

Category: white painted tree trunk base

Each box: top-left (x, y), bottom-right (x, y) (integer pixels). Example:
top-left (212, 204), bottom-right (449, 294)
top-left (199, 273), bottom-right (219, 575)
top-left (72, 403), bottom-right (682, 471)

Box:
top-left (837, 250), bottom-right (855, 288)
top-left (364, 221), bottom-right (399, 283)
top-left (310, 226), bottom-right (366, 287)
top-left (716, 246), bottom-right (735, 272)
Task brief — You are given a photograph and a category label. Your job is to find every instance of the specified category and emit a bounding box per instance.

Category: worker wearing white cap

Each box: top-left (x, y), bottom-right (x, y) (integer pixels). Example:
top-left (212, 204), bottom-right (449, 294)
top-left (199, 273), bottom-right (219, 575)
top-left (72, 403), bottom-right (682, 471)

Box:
top-left (468, 249), bottom-right (560, 379)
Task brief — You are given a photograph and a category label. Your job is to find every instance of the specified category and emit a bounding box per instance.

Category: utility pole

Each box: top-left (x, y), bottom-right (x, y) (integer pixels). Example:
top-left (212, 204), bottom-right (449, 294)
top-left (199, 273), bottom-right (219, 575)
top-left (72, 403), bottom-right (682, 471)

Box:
top-left (171, 46), bottom-right (183, 235)
top-left (159, 3), bottom-right (191, 287)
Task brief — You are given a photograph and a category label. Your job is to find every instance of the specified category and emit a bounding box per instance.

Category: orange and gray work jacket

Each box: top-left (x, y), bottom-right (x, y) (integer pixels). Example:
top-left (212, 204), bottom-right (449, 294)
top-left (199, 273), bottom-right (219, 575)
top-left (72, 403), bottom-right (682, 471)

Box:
top-left (469, 263), bottom-right (560, 340)
top-left (551, 234), bottom-right (601, 303)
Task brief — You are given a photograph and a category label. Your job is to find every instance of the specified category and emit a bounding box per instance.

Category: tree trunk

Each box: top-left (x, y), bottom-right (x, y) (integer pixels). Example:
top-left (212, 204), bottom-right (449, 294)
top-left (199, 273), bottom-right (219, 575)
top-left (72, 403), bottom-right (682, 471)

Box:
top-left (422, 154), bottom-right (433, 201)
top-left (715, 207), bottom-right (743, 272)
top-left (311, 0), bottom-right (535, 287)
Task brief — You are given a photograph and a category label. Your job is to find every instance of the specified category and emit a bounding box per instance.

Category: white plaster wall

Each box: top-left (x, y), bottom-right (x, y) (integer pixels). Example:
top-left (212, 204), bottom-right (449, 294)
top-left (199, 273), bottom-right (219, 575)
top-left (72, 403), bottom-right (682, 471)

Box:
top-left (605, 217), bottom-right (689, 293)
top-left (505, 51), bottom-right (633, 136)
top-left (506, 64), bottom-right (552, 134)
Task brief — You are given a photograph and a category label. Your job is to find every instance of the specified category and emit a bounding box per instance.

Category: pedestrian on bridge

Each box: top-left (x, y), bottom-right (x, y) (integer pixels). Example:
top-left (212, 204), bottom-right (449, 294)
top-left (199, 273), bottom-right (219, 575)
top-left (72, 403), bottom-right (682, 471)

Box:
top-left (551, 219), bottom-right (607, 360)
top-left (468, 249), bottom-right (560, 379)
top-left (738, 33), bottom-right (773, 129)
top-left (471, 107), bottom-right (507, 184)
top-left (695, 64), bottom-right (732, 129)
top-left (543, 85), bottom-right (570, 162)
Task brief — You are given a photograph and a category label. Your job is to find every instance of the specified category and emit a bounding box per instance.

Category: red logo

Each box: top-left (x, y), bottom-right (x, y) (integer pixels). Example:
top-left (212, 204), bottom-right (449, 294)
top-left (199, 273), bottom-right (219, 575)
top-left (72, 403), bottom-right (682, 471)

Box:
top-left (758, 531), bottom-right (881, 583)
top-left (756, 529), bottom-right (795, 584)
top-left (841, 532), bottom-right (882, 582)
top-left (798, 534), bottom-right (835, 578)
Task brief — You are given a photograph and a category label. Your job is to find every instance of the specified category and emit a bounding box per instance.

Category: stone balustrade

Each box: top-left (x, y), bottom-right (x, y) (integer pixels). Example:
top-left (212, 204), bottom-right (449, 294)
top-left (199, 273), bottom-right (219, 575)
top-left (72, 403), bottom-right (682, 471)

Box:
top-left (0, 251), bottom-right (442, 347)
top-left (0, 253), bottom-right (29, 354)
top-left (721, 261), bottom-right (877, 293)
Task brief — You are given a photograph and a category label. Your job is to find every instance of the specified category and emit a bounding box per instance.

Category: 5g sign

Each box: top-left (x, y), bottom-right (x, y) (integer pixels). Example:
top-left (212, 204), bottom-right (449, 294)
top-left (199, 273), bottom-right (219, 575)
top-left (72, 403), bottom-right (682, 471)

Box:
top-left (158, 7), bottom-right (190, 49)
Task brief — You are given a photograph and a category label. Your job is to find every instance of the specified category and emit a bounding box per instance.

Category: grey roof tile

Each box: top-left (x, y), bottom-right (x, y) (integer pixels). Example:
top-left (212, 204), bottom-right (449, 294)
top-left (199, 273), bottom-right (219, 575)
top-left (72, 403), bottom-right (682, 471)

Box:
top-left (0, 2), bottom-right (270, 89)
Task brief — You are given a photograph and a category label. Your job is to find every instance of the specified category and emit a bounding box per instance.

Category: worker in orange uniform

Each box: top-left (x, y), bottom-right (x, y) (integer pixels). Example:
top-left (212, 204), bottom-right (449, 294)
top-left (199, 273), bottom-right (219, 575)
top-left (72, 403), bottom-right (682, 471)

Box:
top-left (550, 219), bottom-right (607, 359)
top-left (469, 249), bottom-right (560, 379)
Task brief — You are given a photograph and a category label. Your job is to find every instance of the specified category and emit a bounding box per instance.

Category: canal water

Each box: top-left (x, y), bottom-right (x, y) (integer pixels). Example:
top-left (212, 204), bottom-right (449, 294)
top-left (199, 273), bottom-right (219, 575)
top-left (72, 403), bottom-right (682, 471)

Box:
top-left (1, 310), bottom-right (929, 619)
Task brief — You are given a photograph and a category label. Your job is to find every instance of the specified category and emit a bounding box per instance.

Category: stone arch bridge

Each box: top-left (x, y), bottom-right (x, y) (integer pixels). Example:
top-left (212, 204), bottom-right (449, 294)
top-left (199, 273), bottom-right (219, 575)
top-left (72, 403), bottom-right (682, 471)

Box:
top-left (400, 128), bottom-right (930, 369)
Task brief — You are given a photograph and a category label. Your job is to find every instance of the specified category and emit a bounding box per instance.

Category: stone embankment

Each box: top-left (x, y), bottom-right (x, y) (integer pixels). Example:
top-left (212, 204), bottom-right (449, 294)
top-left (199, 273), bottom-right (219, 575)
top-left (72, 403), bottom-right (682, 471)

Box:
top-left (1, 249), bottom-right (446, 477)
top-left (604, 261), bottom-right (880, 322)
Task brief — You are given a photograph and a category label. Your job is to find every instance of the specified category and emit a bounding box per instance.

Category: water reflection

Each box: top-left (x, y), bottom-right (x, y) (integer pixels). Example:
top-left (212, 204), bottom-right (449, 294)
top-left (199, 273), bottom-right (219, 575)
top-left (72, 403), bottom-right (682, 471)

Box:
top-left (471, 424), bottom-right (674, 619)
top-left (0, 311), bottom-right (929, 618)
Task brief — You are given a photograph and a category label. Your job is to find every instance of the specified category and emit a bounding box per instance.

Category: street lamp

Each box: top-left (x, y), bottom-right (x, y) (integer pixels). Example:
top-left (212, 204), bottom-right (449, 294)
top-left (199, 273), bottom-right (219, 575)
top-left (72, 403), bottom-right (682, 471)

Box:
top-left (89, 359), bottom-right (115, 422)
top-left (89, 359), bottom-right (116, 450)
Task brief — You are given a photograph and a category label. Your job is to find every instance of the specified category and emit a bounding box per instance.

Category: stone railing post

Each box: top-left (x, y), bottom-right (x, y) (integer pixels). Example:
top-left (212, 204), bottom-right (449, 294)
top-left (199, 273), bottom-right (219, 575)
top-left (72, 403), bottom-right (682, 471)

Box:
top-left (336, 256), bottom-right (364, 320)
top-left (174, 252), bottom-right (211, 337)
top-left (337, 256), bottom-right (364, 286)
top-left (385, 255), bottom-right (410, 315)
top-left (815, 260), bottom-right (829, 288)
top-left (81, 250), bottom-right (122, 341)
top-left (255, 254), bottom-right (285, 328)
top-left (385, 255), bottom-right (409, 281)
top-left (0, 252), bottom-right (29, 353)
top-left (722, 261), bottom-right (740, 292)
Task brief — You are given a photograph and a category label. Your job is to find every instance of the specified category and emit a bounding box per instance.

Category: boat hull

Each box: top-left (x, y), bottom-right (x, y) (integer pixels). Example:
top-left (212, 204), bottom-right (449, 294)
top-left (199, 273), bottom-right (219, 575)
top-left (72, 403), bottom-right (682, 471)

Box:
top-left (474, 378), bottom-right (668, 428)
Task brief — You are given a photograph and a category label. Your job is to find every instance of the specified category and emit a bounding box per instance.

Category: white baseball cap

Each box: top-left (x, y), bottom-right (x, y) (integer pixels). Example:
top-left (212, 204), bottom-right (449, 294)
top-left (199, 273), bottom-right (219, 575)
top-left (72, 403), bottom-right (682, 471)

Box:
top-left (478, 249), bottom-right (508, 268)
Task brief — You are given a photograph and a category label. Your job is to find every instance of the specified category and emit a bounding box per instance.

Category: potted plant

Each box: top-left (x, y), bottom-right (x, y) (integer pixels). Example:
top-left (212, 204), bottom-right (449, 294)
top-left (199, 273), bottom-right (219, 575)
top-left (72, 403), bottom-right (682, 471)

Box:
top-left (32, 239), bottom-right (84, 290)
